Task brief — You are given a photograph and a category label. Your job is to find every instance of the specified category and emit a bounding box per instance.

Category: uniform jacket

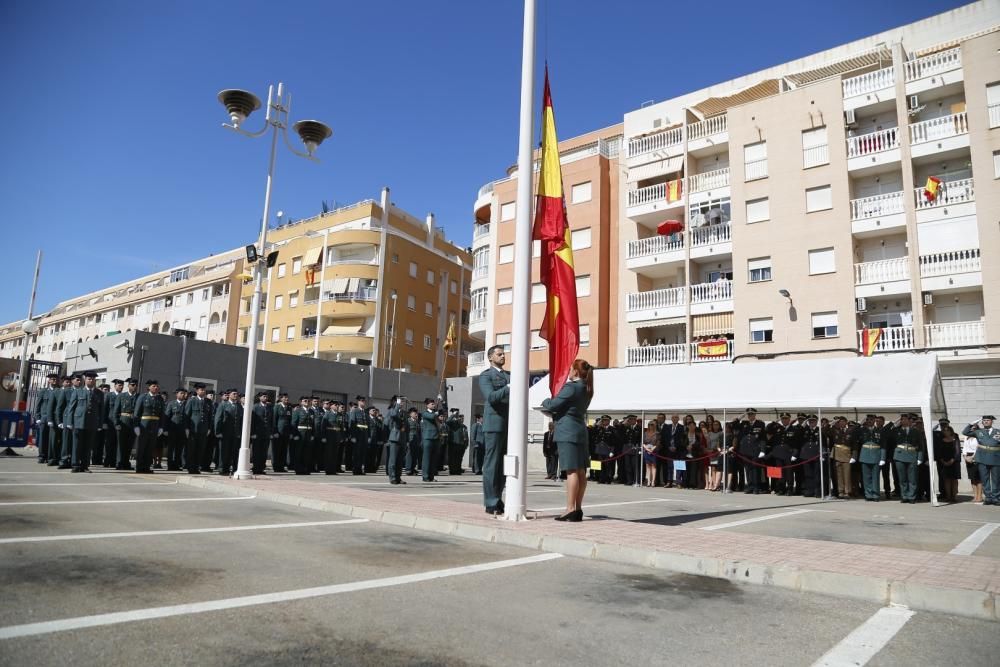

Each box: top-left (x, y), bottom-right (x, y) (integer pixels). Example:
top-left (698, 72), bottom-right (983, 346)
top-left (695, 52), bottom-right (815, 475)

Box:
top-left (69, 386), bottom-right (105, 432)
top-left (406, 417), bottom-right (421, 445)
top-left (291, 406), bottom-right (313, 440)
top-left (58, 386), bottom-right (74, 428)
top-left (114, 391), bottom-right (139, 428)
top-left (348, 407), bottom-right (371, 444)
top-left (659, 422), bottom-right (685, 456)
top-left (386, 404), bottom-right (406, 443)
top-left (35, 386), bottom-right (57, 425)
top-left (471, 421), bottom-right (485, 447)
top-left (891, 426), bottom-right (925, 464)
top-left (477, 366), bottom-right (510, 433)
top-left (133, 392), bottom-right (165, 432)
top-left (251, 403), bottom-right (274, 439)
top-left (214, 401), bottom-right (238, 438)
top-left (857, 425), bottom-right (887, 465)
top-left (164, 399), bottom-right (189, 433)
top-left (962, 423), bottom-right (1000, 466)
top-left (540, 379), bottom-right (591, 446)
top-left (183, 395), bottom-right (211, 435)
top-left (420, 409), bottom-right (440, 441)
top-left (274, 402), bottom-right (293, 435)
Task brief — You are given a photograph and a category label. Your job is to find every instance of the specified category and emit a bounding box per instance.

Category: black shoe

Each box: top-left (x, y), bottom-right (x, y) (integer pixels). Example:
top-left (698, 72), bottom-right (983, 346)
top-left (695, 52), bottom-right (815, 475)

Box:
top-left (58, 464), bottom-right (72, 469)
top-left (71, 468), bottom-right (83, 473)
top-left (47, 461), bottom-right (59, 466)
top-left (390, 479), bottom-right (400, 485)
top-left (37, 459), bottom-right (47, 464)
top-left (398, 479), bottom-right (406, 484)
top-left (486, 507), bottom-right (499, 515)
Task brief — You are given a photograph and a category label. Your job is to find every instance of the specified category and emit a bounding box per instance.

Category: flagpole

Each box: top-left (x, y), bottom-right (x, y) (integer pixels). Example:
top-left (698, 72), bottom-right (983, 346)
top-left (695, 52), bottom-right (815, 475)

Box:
top-left (504, 0), bottom-right (537, 522)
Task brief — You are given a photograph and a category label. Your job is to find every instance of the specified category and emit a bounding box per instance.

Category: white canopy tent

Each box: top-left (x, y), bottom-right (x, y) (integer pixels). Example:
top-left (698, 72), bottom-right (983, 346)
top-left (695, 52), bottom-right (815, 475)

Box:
top-left (529, 355), bottom-right (948, 506)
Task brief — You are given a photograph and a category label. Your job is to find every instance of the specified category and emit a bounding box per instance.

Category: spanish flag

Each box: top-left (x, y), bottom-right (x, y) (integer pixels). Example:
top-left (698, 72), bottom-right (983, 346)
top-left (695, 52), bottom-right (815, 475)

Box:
top-left (666, 178), bottom-right (683, 202)
top-left (923, 176), bottom-right (942, 202)
top-left (532, 67), bottom-right (580, 397)
top-left (442, 318), bottom-right (456, 351)
top-left (861, 328), bottom-right (883, 357)
top-left (697, 339), bottom-right (729, 357)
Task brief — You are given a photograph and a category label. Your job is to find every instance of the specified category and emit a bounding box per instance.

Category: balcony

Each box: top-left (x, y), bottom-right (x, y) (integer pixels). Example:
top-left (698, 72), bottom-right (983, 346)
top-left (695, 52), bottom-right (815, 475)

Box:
top-left (690, 281), bottom-right (732, 315)
top-left (688, 167), bottom-right (730, 196)
top-left (919, 248), bottom-right (982, 291)
top-left (626, 126), bottom-right (683, 165)
top-left (925, 321), bottom-right (985, 349)
top-left (690, 223), bottom-right (732, 260)
top-left (470, 307), bottom-right (487, 324)
top-left (904, 48), bottom-right (962, 95)
top-left (626, 286), bottom-right (686, 323)
top-left (854, 257), bottom-right (911, 298)
top-left (850, 191), bottom-right (906, 235)
top-left (626, 178), bottom-right (684, 223)
top-left (909, 111), bottom-right (968, 158)
top-left (846, 127), bottom-right (900, 171)
top-left (857, 326), bottom-right (914, 353)
top-left (625, 234), bottom-right (684, 276)
top-left (912, 177), bottom-right (974, 223)
top-left (473, 223), bottom-right (491, 246)
top-left (842, 66), bottom-right (895, 110)
top-left (744, 159), bottom-right (767, 182)
top-left (472, 265), bottom-right (489, 281)
top-left (687, 115), bottom-right (728, 154)
top-left (626, 340), bottom-right (733, 367)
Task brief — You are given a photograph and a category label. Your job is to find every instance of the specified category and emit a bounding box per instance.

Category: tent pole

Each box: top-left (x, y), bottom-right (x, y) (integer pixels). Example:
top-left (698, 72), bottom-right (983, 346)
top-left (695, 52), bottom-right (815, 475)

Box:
top-left (818, 407), bottom-right (826, 501)
top-left (722, 408), bottom-right (728, 494)
top-left (923, 403), bottom-right (939, 508)
top-left (636, 410), bottom-right (645, 489)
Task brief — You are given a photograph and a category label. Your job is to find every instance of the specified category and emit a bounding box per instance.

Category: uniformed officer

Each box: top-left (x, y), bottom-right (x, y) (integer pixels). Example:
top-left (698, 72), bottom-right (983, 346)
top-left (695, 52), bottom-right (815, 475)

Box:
top-left (737, 409), bottom-right (768, 494)
top-left (470, 414), bottom-right (485, 475)
top-left (405, 407), bottom-right (422, 476)
top-left (316, 399), bottom-right (334, 474)
top-left (213, 389), bottom-right (240, 475)
top-left (620, 415), bottom-right (641, 486)
top-left (57, 374), bottom-right (82, 469)
top-left (100, 379), bottom-right (122, 467)
top-left (420, 398), bottom-right (441, 482)
top-left (309, 397), bottom-right (323, 472)
top-left (800, 415), bottom-right (823, 498)
top-left (892, 413), bottom-right (925, 504)
top-left (477, 345), bottom-right (510, 515)
top-left (322, 400), bottom-right (346, 475)
top-left (164, 388), bottom-right (189, 471)
top-left (250, 392), bottom-right (274, 474)
top-left (201, 389), bottom-right (217, 472)
top-left (132, 379), bottom-right (164, 474)
top-left (183, 383), bottom-right (210, 474)
top-left (591, 415), bottom-right (618, 484)
top-left (68, 371), bottom-right (104, 472)
top-left (386, 396), bottom-right (407, 484)
top-left (857, 415), bottom-right (887, 501)
top-left (878, 415), bottom-right (900, 499)
top-left (291, 396), bottom-right (314, 475)
top-left (33, 373), bottom-right (59, 464)
top-left (113, 378), bottom-right (139, 470)
top-left (830, 416), bottom-right (858, 499)
top-left (347, 396), bottom-right (371, 475)
top-left (447, 410), bottom-right (469, 475)
top-left (963, 415), bottom-right (1000, 506)
top-left (368, 406), bottom-right (386, 473)
top-left (272, 393), bottom-right (292, 473)
top-left (770, 413), bottom-right (798, 495)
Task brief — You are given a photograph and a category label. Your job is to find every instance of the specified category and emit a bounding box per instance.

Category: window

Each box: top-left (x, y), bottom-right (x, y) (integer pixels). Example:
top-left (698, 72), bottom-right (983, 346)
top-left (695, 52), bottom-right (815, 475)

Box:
top-left (988, 82), bottom-right (1000, 129)
top-left (579, 324), bottom-right (591, 346)
top-left (749, 317), bottom-right (773, 343)
top-left (745, 197), bottom-right (769, 224)
top-left (274, 295), bottom-right (283, 310)
top-left (571, 228), bottom-right (592, 250)
top-left (811, 311), bottom-right (838, 339)
top-left (497, 288), bottom-right (513, 305)
top-left (748, 257), bottom-right (772, 283)
top-left (187, 293), bottom-right (195, 305)
top-left (495, 332), bottom-right (511, 349)
top-left (808, 247), bottom-right (836, 275)
top-left (271, 327), bottom-right (280, 343)
top-left (993, 150), bottom-right (1000, 179)
top-left (153, 298), bottom-right (164, 312)
top-left (391, 253), bottom-right (399, 264)
top-left (801, 127), bottom-right (829, 168)
top-left (500, 201), bottom-right (516, 221)
top-left (201, 288), bottom-right (209, 301)
top-left (407, 295), bottom-right (416, 310)
top-left (405, 328), bottom-right (414, 345)
top-left (425, 301), bottom-right (433, 317)
top-left (499, 244), bottom-right (514, 264)
top-left (423, 334), bottom-right (432, 350)
top-left (571, 181), bottom-right (592, 204)
top-left (277, 263), bottom-right (286, 278)
top-left (199, 315), bottom-right (207, 328)
top-left (426, 270), bottom-right (435, 285)
top-left (575, 275), bottom-right (591, 297)
top-left (688, 197), bottom-right (731, 226)
top-left (409, 261), bottom-right (417, 278)
top-left (289, 291), bottom-right (299, 308)
top-left (531, 283), bottom-right (546, 303)
top-left (286, 325), bottom-right (296, 340)
top-left (170, 267), bottom-right (190, 282)
top-left (744, 141), bottom-right (767, 181)
top-left (450, 280), bottom-right (457, 295)
top-left (183, 318), bottom-right (191, 329)
top-left (292, 257), bottom-right (302, 274)
top-left (530, 330), bottom-right (546, 350)
top-left (806, 185), bottom-right (833, 213)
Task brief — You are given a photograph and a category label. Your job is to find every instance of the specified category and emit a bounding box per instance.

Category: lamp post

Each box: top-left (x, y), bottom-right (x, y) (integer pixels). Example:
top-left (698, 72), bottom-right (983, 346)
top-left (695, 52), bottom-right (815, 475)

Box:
top-left (305, 228), bottom-right (330, 359)
top-left (14, 251), bottom-right (42, 411)
top-left (218, 83), bottom-right (332, 480)
top-left (387, 293), bottom-right (398, 372)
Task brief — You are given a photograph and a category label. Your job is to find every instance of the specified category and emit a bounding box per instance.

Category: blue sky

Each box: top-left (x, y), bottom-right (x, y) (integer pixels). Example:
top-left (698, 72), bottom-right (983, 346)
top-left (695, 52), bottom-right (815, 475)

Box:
top-left (0, 0), bottom-right (968, 325)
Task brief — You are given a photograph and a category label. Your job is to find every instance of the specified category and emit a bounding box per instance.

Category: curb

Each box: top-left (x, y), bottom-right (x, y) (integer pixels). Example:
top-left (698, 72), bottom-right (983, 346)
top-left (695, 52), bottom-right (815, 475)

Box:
top-left (176, 476), bottom-right (999, 622)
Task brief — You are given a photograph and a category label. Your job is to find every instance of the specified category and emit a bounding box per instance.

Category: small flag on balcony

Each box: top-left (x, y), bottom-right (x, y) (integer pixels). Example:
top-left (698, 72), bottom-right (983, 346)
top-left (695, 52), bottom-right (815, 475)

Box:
top-left (923, 176), bottom-right (942, 202)
top-left (666, 178), bottom-right (683, 202)
top-left (305, 268), bottom-right (317, 286)
top-left (657, 219), bottom-right (683, 236)
top-left (442, 318), bottom-right (456, 351)
top-left (696, 339), bottom-right (729, 357)
top-left (861, 327), bottom-right (883, 357)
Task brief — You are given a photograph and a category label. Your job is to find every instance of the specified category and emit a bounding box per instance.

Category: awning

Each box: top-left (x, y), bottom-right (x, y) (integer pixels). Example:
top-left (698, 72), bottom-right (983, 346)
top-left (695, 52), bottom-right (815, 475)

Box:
top-left (346, 277), bottom-right (360, 293)
top-left (322, 319), bottom-right (365, 336)
top-left (691, 79), bottom-right (780, 117)
top-left (330, 277), bottom-right (349, 294)
top-left (635, 317), bottom-right (685, 329)
top-left (627, 156), bottom-right (684, 183)
top-left (783, 45), bottom-right (893, 87)
top-left (692, 312), bottom-right (734, 336)
top-left (303, 246), bottom-right (323, 266)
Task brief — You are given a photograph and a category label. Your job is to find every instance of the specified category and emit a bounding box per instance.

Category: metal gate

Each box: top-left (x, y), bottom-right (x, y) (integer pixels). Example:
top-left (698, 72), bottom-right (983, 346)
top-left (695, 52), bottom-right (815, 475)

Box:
top-left (24, 359), bottom-right (62, 415)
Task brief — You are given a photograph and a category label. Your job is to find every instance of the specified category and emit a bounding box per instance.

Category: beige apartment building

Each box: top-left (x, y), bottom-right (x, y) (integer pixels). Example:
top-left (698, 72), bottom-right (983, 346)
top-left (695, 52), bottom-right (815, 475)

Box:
top-left (237, 189), bottom-right (473, 378)
top-left (0, 251), bottom-right (244, 363)
top-left (468, 124), bottom-right (623, 377)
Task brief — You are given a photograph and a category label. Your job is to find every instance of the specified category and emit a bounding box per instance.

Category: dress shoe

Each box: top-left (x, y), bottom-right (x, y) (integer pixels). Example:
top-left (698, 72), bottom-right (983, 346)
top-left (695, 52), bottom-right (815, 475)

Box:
top-left (58, 464), bottom-right (72, 469)
top-left (390, 479), bottom-right (400, 485)
top-left (71, 468), bottom-right (83, 473)
top-left (398, 480), bottom-right (406, 484)
top-left (47, 461), bottom-right (59, 466)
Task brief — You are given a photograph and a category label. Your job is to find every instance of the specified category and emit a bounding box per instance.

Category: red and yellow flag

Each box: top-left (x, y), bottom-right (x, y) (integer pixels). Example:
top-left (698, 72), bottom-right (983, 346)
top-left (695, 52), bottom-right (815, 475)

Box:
top-left (696, 339), bottom-right (729, 358)
top-left (861, 328), bottom-right (883, 357)
top-left (532, 67), bottom-right (579, 396)
top-left (666, 178), bottom-right (683, 202)
top-left (442, 318), bottom-right (456, 351)
top-left (923, 176), bottom-right (941, 202)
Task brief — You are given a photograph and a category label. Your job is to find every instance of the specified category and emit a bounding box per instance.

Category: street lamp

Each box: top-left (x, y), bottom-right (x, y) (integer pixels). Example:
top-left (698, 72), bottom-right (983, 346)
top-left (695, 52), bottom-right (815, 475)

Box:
top-left (219, 83), bottom-right (332, 480)
top-left (305, 228), bottom-right (330, 359)
top-left (387, 293), bottom-right (398, 371)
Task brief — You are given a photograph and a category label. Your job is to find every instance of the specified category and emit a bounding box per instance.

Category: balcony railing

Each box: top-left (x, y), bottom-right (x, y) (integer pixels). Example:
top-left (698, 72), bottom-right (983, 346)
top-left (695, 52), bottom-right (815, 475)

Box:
top-left (846, 127), bottom-right (900, 158)
top-left (857, 326), bottom-right (914, 353)
top-left (472, 265), bottom-right (489, 280)
top-left (912, 177), bottom-right (974, 210)
top-left (854, 257), bottom-right (910, 285)
top-left (990, 103), bottom-right (1000, 129)
top-left (744, 158), bottom-right (767, 181)
top-left (627, 126), bottom-right (683, 158)
top-left (924, 321), bottom-right (985, 348)
top-left (802, 144), bottom-right (829, 168)
top-left (919, 248), bottom-right (980, 277)
top-left (477, 181), bottom-right (495, 200)
top-left (626, 234), bottom-right (683, 260)
top-left (688, 114), bottom-right (727, 140)
top-left (690, 280), bottom-right (732, 304)
top-left (909, 111), bottom-right (967, 145)
top-left (904, 47), bottom-right (961, 81)
top-left (850, 191), bottom-right (904, 220)
top-left (842, 66), bottom-right (895, 98)
top-left (688, 167), bottom-right (730, 193)
top-left (627, 180), bottom-right (683, 207)
top-left (626, 286), bottom-right (686, 312)
top-left (626, 340), bottom-right (733, 366)
top-left (473, 223), bottom-right (491, 239)
top-left (470, 308), bottom-right (488, 323)
top-left (329, 288), bottom-right (377, 302)
top-left (690, 223), bottom-right (731, 248)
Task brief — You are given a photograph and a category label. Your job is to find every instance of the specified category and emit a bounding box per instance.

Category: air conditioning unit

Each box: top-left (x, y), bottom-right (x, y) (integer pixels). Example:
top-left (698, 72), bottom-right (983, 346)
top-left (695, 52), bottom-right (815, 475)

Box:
top-left (922, 291), bottom-right (934, 306)
top-left (844, 108), bottom-right (857, 127)
top-left (855, 297), bottom-right (867, 313)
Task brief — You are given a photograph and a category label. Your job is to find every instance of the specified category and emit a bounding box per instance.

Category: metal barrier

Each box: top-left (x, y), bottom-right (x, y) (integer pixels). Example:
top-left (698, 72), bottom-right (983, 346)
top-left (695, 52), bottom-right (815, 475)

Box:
top-left (1, 410), bottom-right (32, 456)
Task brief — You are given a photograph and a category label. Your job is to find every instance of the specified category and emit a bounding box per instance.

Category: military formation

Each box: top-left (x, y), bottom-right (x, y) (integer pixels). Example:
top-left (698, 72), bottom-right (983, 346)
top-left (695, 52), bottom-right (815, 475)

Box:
top-left (29, 373), bottom-right (477, 480)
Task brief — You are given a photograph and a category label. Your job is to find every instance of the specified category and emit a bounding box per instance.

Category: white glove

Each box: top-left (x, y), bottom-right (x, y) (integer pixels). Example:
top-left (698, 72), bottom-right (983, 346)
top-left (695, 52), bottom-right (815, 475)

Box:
top-left (686, 453), bottom-right (693, 459)
top-left (293, 435), bottom-right (300, 441)
top-left (157, 428), bottom-right (163, 437)
top-left (58, 423), bottom-right (64, 429)
top-left (351, 437), bottom-right (357, 443)
top-left (879, 460), bottom-right (885, 467)
top-left (35, 419), bottom-right (41, 425)
top-left (251, 434), bottom-right (256, 440)
top-left (115, 425), bottom-right (121, 431)
top-left (271, 434), bottom-right (278, 440)
top-left (757, 452), bottom-right (765, 459)
top-left (790, 456), bottom-right (797, 462)
top-left (849, 458), bottom-right (856, 464)
top-left (48, 422), bottom-right (54, 427)
top-left (322, 438), bottom-right (327, 443)
top-left (133, 427), bottom-right (140, 436)
top-left (208, 429), bottom-right (213, 436)
top-left (185, 429), bottom-right (190, 438)
top-left (100, 425), bottom-right (106, 430)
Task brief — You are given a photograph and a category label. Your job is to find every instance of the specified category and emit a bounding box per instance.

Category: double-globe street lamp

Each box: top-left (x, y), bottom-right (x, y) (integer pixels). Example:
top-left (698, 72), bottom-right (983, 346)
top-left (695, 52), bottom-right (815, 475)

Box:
top-left (218, 83), bottom-right (332, 480)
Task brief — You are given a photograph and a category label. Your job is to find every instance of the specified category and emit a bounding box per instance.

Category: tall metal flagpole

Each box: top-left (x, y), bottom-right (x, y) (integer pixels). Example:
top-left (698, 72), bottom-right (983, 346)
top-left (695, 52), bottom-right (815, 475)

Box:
top-left (504, 0), bottom-right (537, 522)
top-left (15, 250), bottom-right (42, 410)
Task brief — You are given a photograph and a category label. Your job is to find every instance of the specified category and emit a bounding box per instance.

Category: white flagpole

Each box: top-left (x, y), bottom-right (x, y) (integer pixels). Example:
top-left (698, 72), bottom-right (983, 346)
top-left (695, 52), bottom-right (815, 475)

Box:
top-left (503, 0), bottom-right (537, 522)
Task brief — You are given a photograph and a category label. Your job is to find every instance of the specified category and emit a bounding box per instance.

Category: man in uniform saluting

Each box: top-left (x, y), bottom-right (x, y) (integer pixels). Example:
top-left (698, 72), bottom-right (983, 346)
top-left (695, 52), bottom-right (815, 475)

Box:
top-left (892, 413), bottom-right (924, 504)
top-left (420, 398), bottom-right (441, 483)
top-left (406, 407), bottom-right (422, 476)
top-left (963, 415), bottom-right (1000, 506)
top-left (133, 379), bottom-right (164, 474)
top-left (183, 383), bottom-right (210, 474)
top-left (385, 396), bottom-right (407, 484)
top-left (250, 392), bottom-right (274, 474)
top-left (857, 415), bottom-right (887, 501)
top-left (68, 371), bottom-right (105, 473)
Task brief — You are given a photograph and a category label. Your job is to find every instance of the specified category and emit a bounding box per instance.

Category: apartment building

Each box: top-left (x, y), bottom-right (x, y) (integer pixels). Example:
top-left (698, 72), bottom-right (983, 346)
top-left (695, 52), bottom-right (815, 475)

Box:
top-left (468, 124), bottom-right (623, 376)
top-left (0, 251), bottom-right (244, 363)
top-left (617, 1), bottom-right (1000, 422)
top-left (237, 189), bottom-right (473, 377)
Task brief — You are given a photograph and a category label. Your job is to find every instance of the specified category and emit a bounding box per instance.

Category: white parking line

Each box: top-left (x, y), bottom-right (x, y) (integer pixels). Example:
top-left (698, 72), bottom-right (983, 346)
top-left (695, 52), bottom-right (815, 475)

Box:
top-left (406, 489), bottom-right (563, 497)
top-left (0, 481), bottom-right (178, 487)
top-left (949, 522), bottom-right (1000, 556)
top-left (700, 508), bottom-right (816, 531)
top-left (532, 498), bottom-right (688, 512)
top-left (0, 495), bottom-right (256, 507)
top-left (316, 480), bottom-right (479, 486)
top-left (0, 552), bottom-right (563, 639)
top-left (0, 519), bottom-right (368, 544)
top-left (811, 605), bottom-right (914, 666)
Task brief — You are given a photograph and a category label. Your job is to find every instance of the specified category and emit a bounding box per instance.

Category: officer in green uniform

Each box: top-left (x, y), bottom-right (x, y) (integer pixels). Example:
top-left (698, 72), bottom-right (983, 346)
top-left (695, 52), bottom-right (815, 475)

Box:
top-left (290, 396), bottom-right (313, 475)
top-left (348, 396), bottom-right (371, 475)
top-left (963, 415), bottom-right (1000, 505)
top-left (182, 383), bottom-right (210, 474)
top-left (132, 379), bottom-right (164, 474)
top-left (163, 388), bottom-right (189, 471)
top-left (99, 380), bottom-right (121, 467)
top-left (385, 396), bottom-right (407, 484)
top-left (477, 345), bottom-right (510, 514)
top-left (201, 389), bottom-right (217, 472)
top-left (309, 397), bottom-right (323, 472)
top-left (447, 410), bottom-right (469, 475)
top-left (48, 376), bottom-right (70, 465)
top-left (318, 400), bottom-right (342, 475)
top-left (57, 374), bottom-right (82, 468)
top-left (114, 379), bottom-right (139, 470)
top-left (405, 407), bottom-right (422, 476)
top-left (830, 416), bottom-right (858, 499)
top-left (272, 393), bottom-right (292, 472)
top-left (250, 392), bottom-right (274, 474)
top-left (892, 413), bottom-right (925, 503)
top-left (470, 414), bottom-right (485, 475)
top-left (213, 389), bottom-right (239, 475)
top-left (857, 415), bottom-right (887, 501)
top-left (420, 398), bottom-right (441, 482)
top-left (33, 373), bottom-right (59, 464)
top-left (68, 371), bottom-right (105, 472)
top-left (368, 407), bottom-right (385, 473)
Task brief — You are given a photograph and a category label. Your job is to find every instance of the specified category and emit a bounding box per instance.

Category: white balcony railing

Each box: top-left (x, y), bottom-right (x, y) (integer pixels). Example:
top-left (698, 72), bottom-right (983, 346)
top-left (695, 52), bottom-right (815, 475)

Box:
top-left (912, 177), bottom-right (974, 210)
top-left (909, 111), bottom-right (967, 145)
top-left (477, 181), bottom-right (495, 200)
top-left (857, 326), bottom-right (914, 353)
top-left (691, 340), bottom-right (734, 363)
top-left (690, 223), bottom-right (731, 248)
top-left (854, 257), bottom-right (910, 285)
top-left (472, 265), bottom-right (489, 280)
top-left (470, 308), bottom-right (488, 323)
top-left (990, 103), bottom-right (1000, 129)
top-left (690, 280), bottom-right (732, 304)
top-left (626, 234), bottom-right (684, 260)
top-left (627, 126), bottom-right (683, 158)
top-left (904, 47), bottom-right (961, 81)
top-left (688, 167), bottom-right (730, 193)
top-left (329, 288), bottom-right (377, 302)
top-left (467, 351), bottom-right (486, 366)
top-left (626, 286), bottom-right (686, 312)
top-left (846, 127), bottom-right (900, 158)
top-left (802, 144), bottom-right (829, 168)
top-left (850, 191), bottom-right (904, 220)
top-left (473, 223), bottom-right (491, 239)
top-left (842, 66), bottom-right (895, 98)
top-left (924, 321), bottom-right (985, 348)
top-left (744, 159), bottom-right (767, 181)
top-left (626, 340), bottom-right (733, 366)
top-left (627, 180), bottom-right (681, 207)
top-left (688, 114), bottom-right (728, 140)
top-left (919, 248), bottom-right (980, 277)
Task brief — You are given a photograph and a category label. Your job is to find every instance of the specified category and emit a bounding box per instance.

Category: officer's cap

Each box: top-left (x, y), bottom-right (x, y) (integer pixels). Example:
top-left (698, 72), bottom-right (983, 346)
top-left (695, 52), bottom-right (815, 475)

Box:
top-left (175, 388), bottom-right (186, 394)
top-left (474, 413), bottom-right (482, 419)
top-left (866, 414), bottom-right (877, 420)
top-left (424, 398), bottom-right (435, 405)
top-left (356, 395), bottom-right (366, 401)
top-left (626, 414), bottom-right (638, 420)
top-left (766, 422), bottom-right (781, 435)
top-left (146, 379), bottom-right (159, 386)
top-left (779, 412), bottom-right (791, 419)
top-left (99, 383), bottom-right (110, 389)
top-left (46, 373), bottom-right (59, 379)
top-left (835, 415), bottom-right (846, 421)
top-left (408, 407), bottom-right (419, 414)
top-left (983, 415), bottom-right (996, 420)
top-left (112, 378), bottom-right (123, 385)
top-left (126, 378), bottom-right (138, 384)
top-left (899, 412), bottom-right (911, 420)
top-left (796, 412), bottom-right (807, 419)
top-left (70, 373), bottom-right (82, 379)
top-left (807, 414), bottom-right (818, 420)
top-left (299, 396), bottom-right (309, 401)
top-left (745, 408), bottom-right (757, 414)
top-left (909, 413), bottom-right (920, 420)
top-left (600, 414), bottom-right (611, 421)
top-left (938, 418), bottom-right (950, 424)
top-left (450, 408), bottom-right (460, 413)
top-left (193, 383), bottom-right (206, 390)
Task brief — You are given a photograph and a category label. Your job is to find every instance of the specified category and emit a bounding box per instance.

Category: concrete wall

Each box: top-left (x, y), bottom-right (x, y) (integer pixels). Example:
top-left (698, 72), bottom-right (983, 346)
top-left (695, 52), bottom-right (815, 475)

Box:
top-left (940, 360), bottom-right (1000, 428)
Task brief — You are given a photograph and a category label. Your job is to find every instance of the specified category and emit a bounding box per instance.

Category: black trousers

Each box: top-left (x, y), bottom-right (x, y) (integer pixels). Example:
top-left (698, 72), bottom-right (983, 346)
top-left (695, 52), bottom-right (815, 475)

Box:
top-left (116, 427), bottom-right (135, 469)
top-left (422, 439), bottom-right (438, 481)
top-left (881, 454), bottom-right (900, 495)
top-left (448, 444), bottom-right (466, 474)
top-left (744, 460), bottom-right (764, 491)
top-left (187, 431), bottom-right (206, 472)
top-left (37, 422), bottom-right (54, 462)
top-left (251, 434), bottom-right (269, 473)
top-left (218, 432), bottom-right (237, 473)
top-left (73, 428), bottom-right (97, 470)
top-left (471, 445), bottom-right (484, 474)
top-left (322, 436), bottom-right (342, 474)
top-left (787, 463), bottom-right (803, 494)
top-left (60, 426), bottom-right (74, 465)
top-left (406, 440), bottom-right (422, 474)
top-left (135, 428), bottom-right (156, 472)
top-left (545, 453), bottom-right (558, 478)
top-left (386, 441), bottom-right (405, 481)
top-left (352, 436), bottom-right (368, 474)
top-left (167, 430), bottom-right (185, 470)
top-left (294, 434), bottom-right (313, 474)
top-left (272, 433), bottom-right (289, 471)
top-left (366, 442), bottom-right (382, 473)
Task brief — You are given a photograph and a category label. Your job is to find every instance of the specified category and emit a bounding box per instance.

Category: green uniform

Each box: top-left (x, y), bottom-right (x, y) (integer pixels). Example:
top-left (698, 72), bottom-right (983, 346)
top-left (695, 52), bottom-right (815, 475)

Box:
top-left (68, 386), bottom-right (105, 471)
top-left (34, 384), bottom-right (57, 463)
top-left (386, 402), bottom-right (406, 482)
top-left (114, 391), bottom-right (139, 469)
top-left (272, 401), bottom-right (292, 472)
top-left (213, 400), bottom-right (239, 475)
top-left (420, 409), bottom-right (440, 482)
top-left (183, 395), bottom-right (211, 473)
top-left (164, 399), bottom-right (189, 471)
top-left (291, 406), bottom-right (313, 475)
top-left (319, 409), bottom-right (345, 475)
top-left (963, 422), bottom-right (1000, 505)
top-left (132, 392), bottom-right (164, 473)
top-left (892, 425), bottom-right (925, 502)
top-left (857, 424), bottom-right (887, 501)
top-left (56, 385), bottom-right (75, 467)
top-left (446, 416), bottom-right (469, 475)
top-left (348, 406), bottom-right (371, 475)
top-left (478, 366), bottom-right (510, 512)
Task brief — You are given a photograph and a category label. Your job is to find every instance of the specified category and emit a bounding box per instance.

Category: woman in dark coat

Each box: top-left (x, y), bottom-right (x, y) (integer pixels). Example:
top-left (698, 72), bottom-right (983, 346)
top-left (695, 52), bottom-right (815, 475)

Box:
top-left (541, 359), bottom-right (594, 522)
